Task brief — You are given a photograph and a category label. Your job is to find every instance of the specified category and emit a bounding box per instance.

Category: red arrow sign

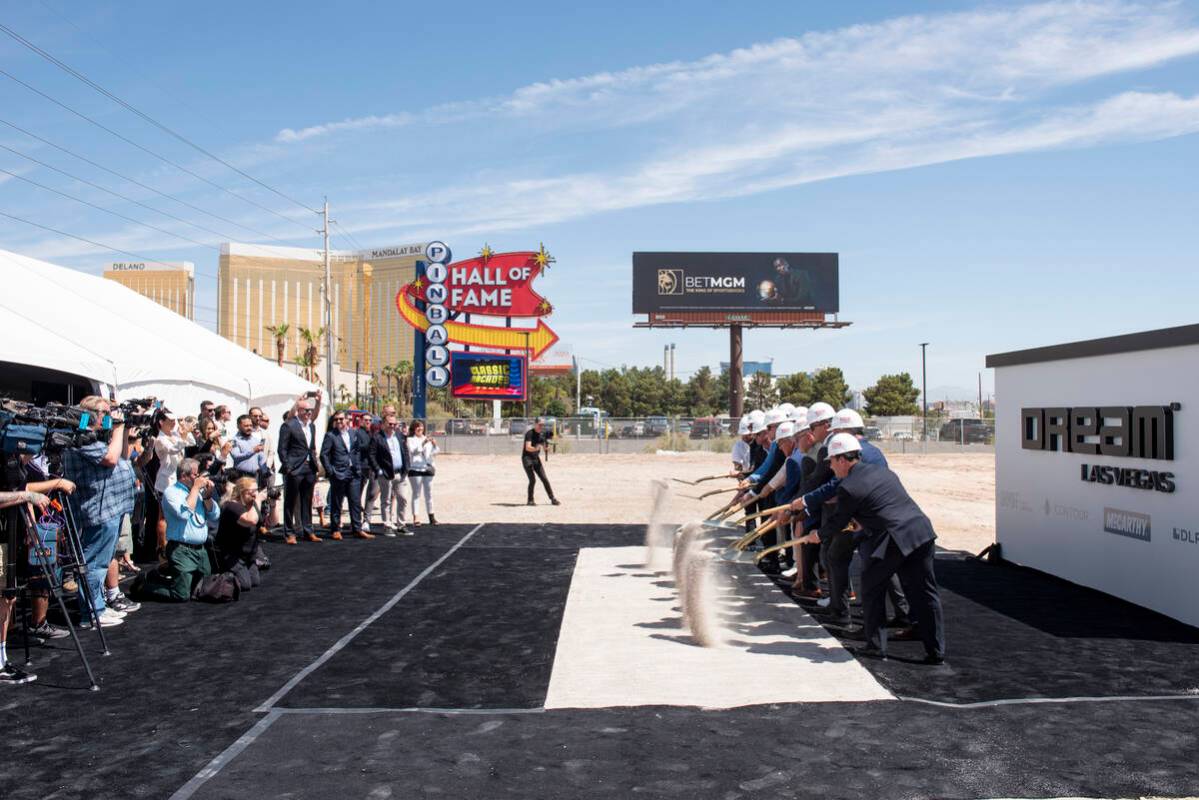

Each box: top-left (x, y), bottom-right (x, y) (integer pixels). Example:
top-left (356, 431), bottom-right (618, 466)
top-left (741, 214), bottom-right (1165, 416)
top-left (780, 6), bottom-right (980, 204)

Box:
top-left (407, 251), bottom-right (551, 317)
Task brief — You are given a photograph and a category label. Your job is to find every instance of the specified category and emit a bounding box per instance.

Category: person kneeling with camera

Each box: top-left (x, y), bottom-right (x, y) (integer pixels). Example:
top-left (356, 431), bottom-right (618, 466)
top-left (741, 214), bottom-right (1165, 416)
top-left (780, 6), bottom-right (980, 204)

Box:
top-left (135, 457), bottom-right (219, 602)
top-left (213, 477), bottom-right (267, 589)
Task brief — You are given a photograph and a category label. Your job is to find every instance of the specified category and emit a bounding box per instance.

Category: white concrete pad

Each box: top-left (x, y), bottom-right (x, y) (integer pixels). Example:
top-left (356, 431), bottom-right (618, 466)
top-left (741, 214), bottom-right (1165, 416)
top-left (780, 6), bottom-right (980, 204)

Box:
top-left (544, 546), bottom-right (895, 710)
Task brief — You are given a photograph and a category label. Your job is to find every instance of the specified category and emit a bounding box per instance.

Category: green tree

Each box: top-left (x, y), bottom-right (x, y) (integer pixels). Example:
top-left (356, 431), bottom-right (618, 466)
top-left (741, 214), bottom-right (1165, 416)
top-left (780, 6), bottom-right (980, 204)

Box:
top-left (809, 366), bottom-right (851, 408)
top-left (862, 372), bottom-right (921, 416)
top-left (686, 366), bottom-right (721, 416)
top-left (745, 371), bottom-right (778, 410)
top-left (775, 371), bottom-right (814, 406)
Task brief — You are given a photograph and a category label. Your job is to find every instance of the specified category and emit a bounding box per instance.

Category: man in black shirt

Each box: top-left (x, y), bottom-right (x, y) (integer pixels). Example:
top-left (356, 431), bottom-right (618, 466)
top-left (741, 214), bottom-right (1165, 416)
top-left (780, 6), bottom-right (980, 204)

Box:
top-left (522, 418), bottom-right (560, 506)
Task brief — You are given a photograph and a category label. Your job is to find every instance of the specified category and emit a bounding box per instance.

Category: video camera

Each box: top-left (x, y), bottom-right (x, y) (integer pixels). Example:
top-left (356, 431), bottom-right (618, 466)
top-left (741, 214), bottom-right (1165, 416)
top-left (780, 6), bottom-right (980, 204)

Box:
top-left (0, 397), bottom-right (160, 457)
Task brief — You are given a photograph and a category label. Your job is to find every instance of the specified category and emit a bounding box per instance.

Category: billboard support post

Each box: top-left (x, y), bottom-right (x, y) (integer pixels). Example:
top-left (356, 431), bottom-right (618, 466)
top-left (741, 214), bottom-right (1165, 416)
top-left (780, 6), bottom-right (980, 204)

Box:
top-left (730, 324), bottom-right (744, 418)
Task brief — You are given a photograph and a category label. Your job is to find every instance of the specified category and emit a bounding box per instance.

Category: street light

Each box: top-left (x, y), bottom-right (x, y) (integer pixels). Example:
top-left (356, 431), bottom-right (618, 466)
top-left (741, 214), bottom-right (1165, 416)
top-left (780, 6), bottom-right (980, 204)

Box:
top-left (919, 342), bottom-right (929, 443)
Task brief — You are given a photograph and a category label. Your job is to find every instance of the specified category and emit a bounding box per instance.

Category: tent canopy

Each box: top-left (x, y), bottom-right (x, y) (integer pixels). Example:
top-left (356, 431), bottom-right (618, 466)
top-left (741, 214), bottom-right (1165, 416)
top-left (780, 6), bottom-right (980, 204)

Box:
top-left (0, 248), bottom-right (320, 435)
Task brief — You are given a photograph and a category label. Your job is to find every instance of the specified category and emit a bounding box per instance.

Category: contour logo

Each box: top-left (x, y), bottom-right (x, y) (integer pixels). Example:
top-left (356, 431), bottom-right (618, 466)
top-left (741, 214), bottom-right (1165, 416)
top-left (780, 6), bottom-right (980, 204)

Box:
top-left (1103, 507), bottom-right (1151, 542)
top-left (657, 269), bottom-right (683, 295)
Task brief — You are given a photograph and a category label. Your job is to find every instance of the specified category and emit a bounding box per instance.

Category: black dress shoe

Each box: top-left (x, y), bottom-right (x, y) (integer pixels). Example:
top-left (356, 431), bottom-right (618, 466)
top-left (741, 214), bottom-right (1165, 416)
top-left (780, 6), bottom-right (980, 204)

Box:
top-left (921, 653), bottom-right (946, 665)
top-left (759, 559), bottom-right (782, 575)
top-left (815, 615), bottom-right (854, 628)
top-left (849, 644), bottom-right (887, 660)
top-left (527, 500), bottom-right (535, 506)
top-left (551, 498), bottom-right (561, 506)
top-left (831, 624), bottom-right (865, 639)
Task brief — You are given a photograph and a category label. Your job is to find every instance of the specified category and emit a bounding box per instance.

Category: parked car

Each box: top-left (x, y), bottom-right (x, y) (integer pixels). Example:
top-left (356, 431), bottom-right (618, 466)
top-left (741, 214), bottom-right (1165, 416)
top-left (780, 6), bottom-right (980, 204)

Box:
top-left (645, 415), bottom-right (671, 437)
top-left (690, 416), bottom-right (723, 439)
top-left (620, 421), bottom-right (647, 438)
top-left (675, 419), bottom-right (693, 436)
top-left (891, 431), bottom-right (914, 441)
top-left (509, 418), bottom-right (531, 436)
top-left (939, 418), bottom-right (993, 444)
top-left (445, 419), bottom-right (471, 435)
top-left (863, 426), bottom-right (883, 442)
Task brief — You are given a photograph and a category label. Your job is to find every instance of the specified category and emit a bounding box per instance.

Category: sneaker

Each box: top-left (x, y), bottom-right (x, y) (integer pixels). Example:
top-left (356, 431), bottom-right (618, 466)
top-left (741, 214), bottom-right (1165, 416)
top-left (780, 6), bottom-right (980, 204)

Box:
top-left (816, 597), bottom-right (831, 608)
top-left (29, 621), bottom-right (70, 640)
top-left (108, 594), bottom-right (141, 613)
top-left (397, 526), bottom-right (415, 537)
top-left (79, 608), bottom-right (124, 628)
top-left (381, 529), bottom-right (397, 538)
top-left (780, 566), bottom-right (798, 578)
top-left (0, 664), bottom-right (37, 685)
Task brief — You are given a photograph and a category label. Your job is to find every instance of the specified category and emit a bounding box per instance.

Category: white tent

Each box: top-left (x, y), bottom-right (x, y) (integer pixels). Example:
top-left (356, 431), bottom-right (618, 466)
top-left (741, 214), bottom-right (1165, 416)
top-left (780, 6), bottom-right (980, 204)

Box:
top-left (0, 248), bottom-right (321, 441)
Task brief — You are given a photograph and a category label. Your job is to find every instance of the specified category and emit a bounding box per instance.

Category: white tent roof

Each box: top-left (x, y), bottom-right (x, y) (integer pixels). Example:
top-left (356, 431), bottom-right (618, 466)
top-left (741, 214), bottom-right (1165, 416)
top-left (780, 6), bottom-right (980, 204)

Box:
top-left (0, 248), bottom-right (317, 419)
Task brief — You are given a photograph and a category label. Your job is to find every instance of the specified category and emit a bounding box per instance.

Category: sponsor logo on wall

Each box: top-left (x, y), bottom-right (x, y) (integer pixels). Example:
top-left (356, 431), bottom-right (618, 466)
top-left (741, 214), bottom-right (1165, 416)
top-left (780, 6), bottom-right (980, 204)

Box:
top-left (1019, 404), bottom-right (1179, 494)
top-left (1173, 526), bottom-right (1199, 545)
top-left (1103, 508), bottom-right (1151, 542)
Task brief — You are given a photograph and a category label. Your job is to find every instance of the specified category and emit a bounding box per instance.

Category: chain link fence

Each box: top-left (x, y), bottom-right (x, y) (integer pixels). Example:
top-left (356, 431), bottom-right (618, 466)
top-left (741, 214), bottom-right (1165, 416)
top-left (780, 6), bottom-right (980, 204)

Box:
top-left (422, 415), bottom-right (995, 455)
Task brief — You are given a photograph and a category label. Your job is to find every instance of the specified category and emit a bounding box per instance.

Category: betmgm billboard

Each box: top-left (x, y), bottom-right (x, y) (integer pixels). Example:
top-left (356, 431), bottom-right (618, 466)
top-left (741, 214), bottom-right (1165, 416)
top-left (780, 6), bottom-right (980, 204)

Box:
top-left (632, 252), bottom-right (839, 314)
top-left (988, 326), bottom-right (1199, 627)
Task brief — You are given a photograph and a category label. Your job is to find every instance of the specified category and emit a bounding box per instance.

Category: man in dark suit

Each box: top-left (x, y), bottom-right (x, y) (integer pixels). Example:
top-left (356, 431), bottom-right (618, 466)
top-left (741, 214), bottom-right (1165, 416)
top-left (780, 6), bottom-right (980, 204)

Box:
top-left (278, 395), bottom-right (320, 544)
top-left (367, 414), bottom-right (411, 535)
top-left (798, 433), bottom-right (945, 664)
top-left (320, 411), bottom-right (373, 540)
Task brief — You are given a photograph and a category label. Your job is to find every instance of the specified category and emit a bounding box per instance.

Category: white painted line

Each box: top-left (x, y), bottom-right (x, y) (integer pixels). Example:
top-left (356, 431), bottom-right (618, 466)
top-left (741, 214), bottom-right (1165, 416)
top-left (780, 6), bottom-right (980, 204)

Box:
top-left (168, 710), bottom-right (282, 800)
top-left (276, 706), bottom-right (546, 716)
top-left (254, 522), bottom-right (485, 713)
top-left (900, 692), bottom-right (1199, 709)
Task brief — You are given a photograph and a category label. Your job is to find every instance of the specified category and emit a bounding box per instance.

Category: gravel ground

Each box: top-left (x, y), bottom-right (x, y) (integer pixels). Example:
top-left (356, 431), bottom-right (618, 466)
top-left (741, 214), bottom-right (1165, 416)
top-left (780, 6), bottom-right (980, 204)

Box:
top-left (421, 451), bottom-right (995, 554)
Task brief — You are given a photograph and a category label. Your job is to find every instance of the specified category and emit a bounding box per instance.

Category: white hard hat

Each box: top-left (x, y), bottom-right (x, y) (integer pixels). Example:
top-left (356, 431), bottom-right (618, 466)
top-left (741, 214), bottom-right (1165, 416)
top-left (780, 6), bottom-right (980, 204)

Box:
top-left (831, 409), bottom-right (864, 431)
top-left (778, 402), bottom-right (795, 418)
top-left (825, 432), bottom-right (862, 460)
top-left (748, 409), bottom-right (765, 423)
top-left (749, 416), bottom-right (768, 434)
top-left (764, 407), bottom-right (787, 427)
top-left (788, 405), bottom-right (808, 423)
top-left (775, 420), bottom-right (796, 439)
top-left (737, 417), bottom-right (751, 436)
top-left (807, 402), bottom-right (836, 427)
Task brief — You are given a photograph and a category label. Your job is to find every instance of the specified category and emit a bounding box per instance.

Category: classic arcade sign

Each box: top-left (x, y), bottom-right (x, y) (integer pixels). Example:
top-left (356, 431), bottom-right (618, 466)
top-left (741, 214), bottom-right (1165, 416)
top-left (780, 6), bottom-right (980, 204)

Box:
top-left (451, 353), bottom-right (528, 400)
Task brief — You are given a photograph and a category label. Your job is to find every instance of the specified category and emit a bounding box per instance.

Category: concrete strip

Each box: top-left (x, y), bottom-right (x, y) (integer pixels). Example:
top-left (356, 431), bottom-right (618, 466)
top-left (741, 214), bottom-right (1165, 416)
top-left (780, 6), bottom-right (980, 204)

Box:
top-left (544, 546), bottom-right (894, 709)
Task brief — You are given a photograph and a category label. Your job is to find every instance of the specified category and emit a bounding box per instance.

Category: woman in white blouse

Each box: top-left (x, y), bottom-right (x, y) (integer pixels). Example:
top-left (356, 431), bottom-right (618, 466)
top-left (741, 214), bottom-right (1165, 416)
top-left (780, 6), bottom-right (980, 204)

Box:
top-left (405, 420), bottom-right (438, 526)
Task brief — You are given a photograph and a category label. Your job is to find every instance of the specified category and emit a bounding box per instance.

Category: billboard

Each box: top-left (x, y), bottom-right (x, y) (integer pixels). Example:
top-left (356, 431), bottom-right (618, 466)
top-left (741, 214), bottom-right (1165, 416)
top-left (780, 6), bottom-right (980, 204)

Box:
top-left (632, 252), bottom-right (838, 314)
top-left (450, 353), bottom-right (528, 401)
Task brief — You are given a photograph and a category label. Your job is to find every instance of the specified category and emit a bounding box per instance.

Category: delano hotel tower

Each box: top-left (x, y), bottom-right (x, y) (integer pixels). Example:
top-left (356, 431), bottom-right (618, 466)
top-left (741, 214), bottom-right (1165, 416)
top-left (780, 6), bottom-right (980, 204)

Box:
top-left (103, 261), bottom-right (195, 319)
top-left (217, 242), bottom-right (426, 378)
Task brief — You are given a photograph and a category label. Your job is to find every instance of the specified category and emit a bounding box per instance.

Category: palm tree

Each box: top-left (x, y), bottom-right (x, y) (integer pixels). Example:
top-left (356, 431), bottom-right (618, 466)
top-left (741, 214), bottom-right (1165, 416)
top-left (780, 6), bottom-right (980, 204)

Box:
top-left (264, 322), bottom-right (290, 367)
top-left (295, 352), bottom-right (314, 382)
top-left (297, 327), bottom-right (326, 383)
top-left (394, 360), bottom-right (413, 404)
top-left (380, 364), bottom-right (395, 400)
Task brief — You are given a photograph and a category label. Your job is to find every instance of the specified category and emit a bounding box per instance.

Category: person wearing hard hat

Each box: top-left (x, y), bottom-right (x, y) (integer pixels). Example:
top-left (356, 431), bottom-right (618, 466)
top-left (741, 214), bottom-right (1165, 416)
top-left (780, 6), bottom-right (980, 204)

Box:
top-left (729, 417), bottom-right (754, 477)
top-left (794, 432), bottom-right (945, 664)
top-left (768, 408), bottom-right (814, 581)
top-left (792, 409), bottom-right (910, 627)
top-left (737, 407), bottom-right (789, 571)
top-left (786, 402), bottom-right (836, 596)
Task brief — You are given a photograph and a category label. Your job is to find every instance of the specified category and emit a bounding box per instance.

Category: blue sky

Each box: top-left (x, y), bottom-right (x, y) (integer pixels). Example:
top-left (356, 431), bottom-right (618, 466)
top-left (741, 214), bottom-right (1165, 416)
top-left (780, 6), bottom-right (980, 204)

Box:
top-left (1, 0), bottom-right (1198, 400)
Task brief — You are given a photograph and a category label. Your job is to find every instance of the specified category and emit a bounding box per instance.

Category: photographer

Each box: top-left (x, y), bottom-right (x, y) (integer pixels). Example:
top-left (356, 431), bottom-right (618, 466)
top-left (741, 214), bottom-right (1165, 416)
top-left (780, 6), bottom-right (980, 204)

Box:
top-left (213, 477), bottom-right (267, 582)
top-left (136, 457), bottom-right (219, 602)
top-left (0, 489), bottom-right (50, 685)
top-left (60, 396), bottom-right (138, 628)
top-left (150, 410), bottom-right (187, 558)
top-left (522, 418), bottom-right (560, 507)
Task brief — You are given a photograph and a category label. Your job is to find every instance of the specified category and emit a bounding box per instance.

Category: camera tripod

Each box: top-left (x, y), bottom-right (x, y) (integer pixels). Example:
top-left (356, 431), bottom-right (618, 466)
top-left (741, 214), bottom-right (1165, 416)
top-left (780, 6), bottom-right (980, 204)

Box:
top-left (9, 490), bottom-right (108, 691)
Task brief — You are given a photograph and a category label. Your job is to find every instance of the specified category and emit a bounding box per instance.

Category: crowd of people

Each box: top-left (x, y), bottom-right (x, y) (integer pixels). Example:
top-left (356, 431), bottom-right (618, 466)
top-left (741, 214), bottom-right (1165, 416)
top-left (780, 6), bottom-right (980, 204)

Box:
top-left (727, 402), bottom-right (946, 665)
top-left (0, 390), bottom-right (442, 686)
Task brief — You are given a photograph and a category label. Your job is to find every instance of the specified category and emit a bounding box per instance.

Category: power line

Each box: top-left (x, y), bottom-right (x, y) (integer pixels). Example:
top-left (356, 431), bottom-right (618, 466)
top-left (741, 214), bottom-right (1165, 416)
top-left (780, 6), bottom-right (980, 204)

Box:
top-left (0, 207), bottom-right (202, 270)
top-left (0, 21), bottom-right (319, 218)
top-left (0, 163), bottom-right (217, 251)
top-left (0, 64), bottom-right (312, 237)
top-left (0, 114), bottom-right (288, 245)
top-left (0, 143), bottom-right (227, 248)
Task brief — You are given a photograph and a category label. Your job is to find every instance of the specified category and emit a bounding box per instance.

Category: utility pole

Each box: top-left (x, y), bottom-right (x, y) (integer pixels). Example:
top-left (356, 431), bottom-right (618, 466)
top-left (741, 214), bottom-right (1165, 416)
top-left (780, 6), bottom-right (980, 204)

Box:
top-left (575, 356), bottom-right (581, 413)
top-left (669, 343), bottom-right (676, 382)
top-left (321, 199), bottom-right (335, 411)
top-left (919, 342), bottom-right (929, 444)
